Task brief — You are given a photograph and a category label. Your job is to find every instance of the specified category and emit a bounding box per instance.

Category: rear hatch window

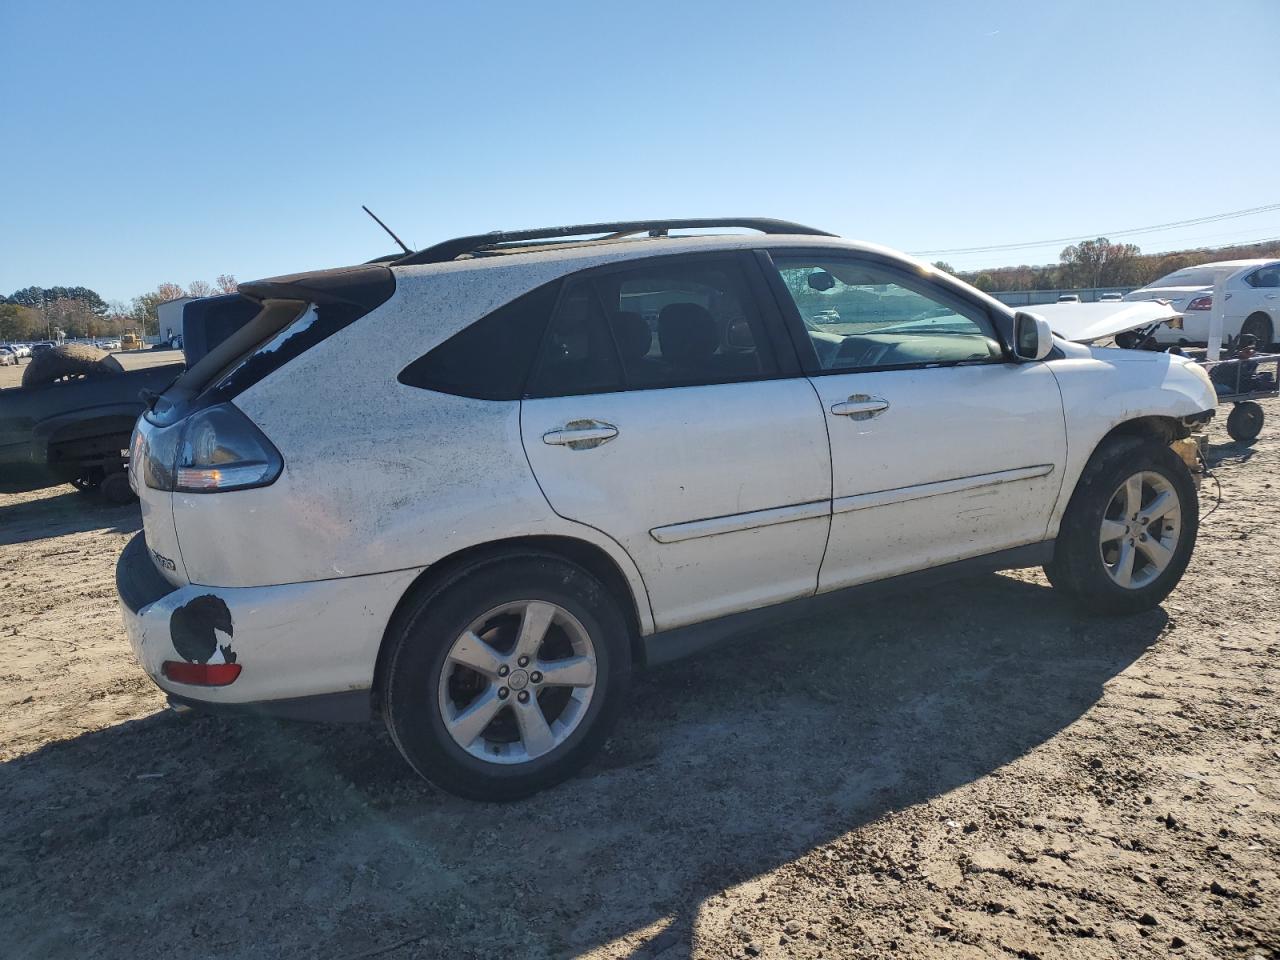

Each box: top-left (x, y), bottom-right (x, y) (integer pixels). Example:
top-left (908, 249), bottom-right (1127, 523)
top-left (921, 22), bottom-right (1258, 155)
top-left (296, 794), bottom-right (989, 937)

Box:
top-left (147, 263), bottom-right (394, 427)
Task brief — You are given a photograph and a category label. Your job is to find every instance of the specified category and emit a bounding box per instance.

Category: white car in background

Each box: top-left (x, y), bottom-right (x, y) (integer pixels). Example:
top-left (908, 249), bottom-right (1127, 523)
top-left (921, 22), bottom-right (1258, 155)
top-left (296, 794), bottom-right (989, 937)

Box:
top-left (1125, 259), bottom-right (1280, 347)
top-left (117, 217), bottom-right (1217, 800)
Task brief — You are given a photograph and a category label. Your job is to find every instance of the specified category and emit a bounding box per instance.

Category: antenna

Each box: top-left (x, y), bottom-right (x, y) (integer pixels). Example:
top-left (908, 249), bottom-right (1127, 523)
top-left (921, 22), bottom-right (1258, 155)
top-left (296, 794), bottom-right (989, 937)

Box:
top-left (362, 205), bottom-right (411, 255)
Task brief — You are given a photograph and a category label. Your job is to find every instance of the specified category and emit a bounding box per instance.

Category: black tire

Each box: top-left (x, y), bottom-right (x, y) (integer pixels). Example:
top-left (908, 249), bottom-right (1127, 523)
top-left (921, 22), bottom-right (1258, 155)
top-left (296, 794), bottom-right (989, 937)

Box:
top-left (1045, 435), bottom-right (1198, 615)
top-left (1226, 401), bottom-right (1264, 444)
top-left (1241, 313), bottom-right (1274, 349)
top-left (21, 343), bottom-right (123, 388)
top-left (381, 553), bottom-right (631, 801)
top-left (98, 470), bottom-right (136, 505)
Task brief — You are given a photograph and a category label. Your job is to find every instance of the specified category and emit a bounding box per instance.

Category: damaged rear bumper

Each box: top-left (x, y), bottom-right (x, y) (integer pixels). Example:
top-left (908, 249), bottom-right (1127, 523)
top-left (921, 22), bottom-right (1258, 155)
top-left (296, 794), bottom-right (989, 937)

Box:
top-left (116, 531), bottom-right (423, 723)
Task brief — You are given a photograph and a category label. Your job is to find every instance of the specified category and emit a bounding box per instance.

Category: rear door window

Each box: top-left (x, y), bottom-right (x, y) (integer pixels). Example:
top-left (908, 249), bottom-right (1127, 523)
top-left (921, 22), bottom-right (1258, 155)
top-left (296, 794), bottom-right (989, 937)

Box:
top-left (527, 256), bottom-right (778, 398)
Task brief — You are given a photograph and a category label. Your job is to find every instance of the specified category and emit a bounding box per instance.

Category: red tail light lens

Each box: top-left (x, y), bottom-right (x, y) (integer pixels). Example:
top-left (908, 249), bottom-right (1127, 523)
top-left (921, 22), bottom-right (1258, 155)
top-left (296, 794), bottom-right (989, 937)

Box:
top-left (1185, 295), bottom-right (1212, 311)
top-left (162, 661), bottom-right (242, 686)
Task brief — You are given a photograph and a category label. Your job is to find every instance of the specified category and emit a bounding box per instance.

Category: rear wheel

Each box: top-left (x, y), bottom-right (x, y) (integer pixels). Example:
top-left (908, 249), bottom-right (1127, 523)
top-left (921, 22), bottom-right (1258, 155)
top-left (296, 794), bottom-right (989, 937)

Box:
top-left (1045, 436), bottom-right (1198, 614)
top-left (98, 470), bottom-right (136, 505)
top-left (381, 554), bottom-right (631, 800)
top-left (1241, 312), bottom-right (1273, 349)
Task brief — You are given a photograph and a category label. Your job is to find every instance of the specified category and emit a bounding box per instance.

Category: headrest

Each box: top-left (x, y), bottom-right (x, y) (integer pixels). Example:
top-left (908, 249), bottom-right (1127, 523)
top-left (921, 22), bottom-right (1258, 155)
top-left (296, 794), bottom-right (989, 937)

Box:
top-left (611, 311), bottom-right (652, 361)
top-left (658, 303), bottom-right (717, 366)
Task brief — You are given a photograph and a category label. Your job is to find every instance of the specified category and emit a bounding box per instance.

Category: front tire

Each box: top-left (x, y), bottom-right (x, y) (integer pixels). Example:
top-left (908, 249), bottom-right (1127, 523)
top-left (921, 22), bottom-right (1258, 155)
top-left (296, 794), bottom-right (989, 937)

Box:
top-left (381, 554), bottom-right (631, 801)
top-left (1045, 436), bottom-right (1198, 614)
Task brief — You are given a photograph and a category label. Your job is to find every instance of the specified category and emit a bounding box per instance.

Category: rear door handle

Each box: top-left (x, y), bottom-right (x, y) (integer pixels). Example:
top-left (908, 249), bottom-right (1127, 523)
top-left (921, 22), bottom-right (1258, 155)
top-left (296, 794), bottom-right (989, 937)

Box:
top-left (542, 419), bottom-right (619, 449)
top-left (830, 395), bottom-right (890, 420)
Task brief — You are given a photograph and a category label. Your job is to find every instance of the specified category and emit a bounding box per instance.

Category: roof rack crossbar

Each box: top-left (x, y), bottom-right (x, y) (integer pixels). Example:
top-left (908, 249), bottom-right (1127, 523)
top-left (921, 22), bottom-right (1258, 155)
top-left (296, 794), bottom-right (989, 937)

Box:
top-left (392, 218), bottom-right (835, 266)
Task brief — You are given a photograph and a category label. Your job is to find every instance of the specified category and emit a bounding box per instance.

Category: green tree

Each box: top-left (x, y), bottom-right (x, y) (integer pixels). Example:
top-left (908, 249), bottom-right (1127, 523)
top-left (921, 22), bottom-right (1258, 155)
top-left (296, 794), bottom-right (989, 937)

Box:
top-left (0, 303), bottom-right (42, 341)
top-left (7, 285), bottom-right (107, 315)
top-left (1059, 237), bottom-right (1141, 288)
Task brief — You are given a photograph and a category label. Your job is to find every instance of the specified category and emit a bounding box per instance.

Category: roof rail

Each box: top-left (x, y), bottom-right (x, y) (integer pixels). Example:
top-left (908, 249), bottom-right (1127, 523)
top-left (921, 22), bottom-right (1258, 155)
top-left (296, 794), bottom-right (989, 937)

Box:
top-left (391, 217), bottom-right (836, 266)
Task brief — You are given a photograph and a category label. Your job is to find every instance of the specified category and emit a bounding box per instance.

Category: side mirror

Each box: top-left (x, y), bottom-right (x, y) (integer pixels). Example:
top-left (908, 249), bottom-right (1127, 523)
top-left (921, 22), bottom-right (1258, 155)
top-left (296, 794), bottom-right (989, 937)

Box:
top-left (1013, 311), bottom-right (1054, 361)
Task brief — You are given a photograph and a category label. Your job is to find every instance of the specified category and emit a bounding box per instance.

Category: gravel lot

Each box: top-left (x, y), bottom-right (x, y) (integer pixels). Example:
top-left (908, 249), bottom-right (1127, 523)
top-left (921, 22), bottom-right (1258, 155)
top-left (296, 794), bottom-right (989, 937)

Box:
top-left (1, 401), bottom-right (1277, 960)
top-left (0, 348), bottom-right (183, 390)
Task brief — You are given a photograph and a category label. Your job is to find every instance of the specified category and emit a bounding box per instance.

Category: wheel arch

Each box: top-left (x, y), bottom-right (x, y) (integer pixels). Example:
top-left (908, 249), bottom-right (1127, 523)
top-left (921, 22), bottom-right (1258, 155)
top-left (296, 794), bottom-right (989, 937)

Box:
top-left (1047, 414), bottom-right (1192, 540)
top-left (1243, 310), bottom-right (1274, 344)
top-left (370, 534), bottom-right (649, 712)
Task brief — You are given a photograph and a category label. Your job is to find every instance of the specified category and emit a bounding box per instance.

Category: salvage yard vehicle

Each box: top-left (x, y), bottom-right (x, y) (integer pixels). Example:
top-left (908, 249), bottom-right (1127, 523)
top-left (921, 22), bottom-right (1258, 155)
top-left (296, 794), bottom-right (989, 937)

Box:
top-left (116, 218), bottom-right (1218, 800)
top-left (0, 345), bottom-right (183, 503)
top-left (1126, 258), bottom-right (1280, 348)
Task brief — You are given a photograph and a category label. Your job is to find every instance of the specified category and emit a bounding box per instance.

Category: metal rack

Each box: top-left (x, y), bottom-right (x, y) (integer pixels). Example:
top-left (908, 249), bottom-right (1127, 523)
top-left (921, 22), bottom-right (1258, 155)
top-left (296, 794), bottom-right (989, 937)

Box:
top-left (1200, 351), bottom-right (1279, 443)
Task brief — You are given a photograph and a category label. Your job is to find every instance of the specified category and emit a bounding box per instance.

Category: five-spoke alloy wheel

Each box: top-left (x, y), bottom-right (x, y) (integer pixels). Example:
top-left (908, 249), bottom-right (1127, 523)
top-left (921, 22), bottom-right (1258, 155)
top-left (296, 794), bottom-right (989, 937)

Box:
top-left (438, 600), bottom-right (598, 764)
top-left (1046, 435), bottom-right (1198, 614)
top-left (381, 554), bottom-right (630, 801)
top-left (1098, 471), bottom-right (1182, 590)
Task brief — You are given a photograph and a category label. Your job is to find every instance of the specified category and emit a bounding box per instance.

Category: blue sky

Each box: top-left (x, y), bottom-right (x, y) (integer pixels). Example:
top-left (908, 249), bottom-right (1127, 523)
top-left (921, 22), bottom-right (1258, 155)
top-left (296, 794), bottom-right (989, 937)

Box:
top-left (2, 0), bottom-right (1276, 303)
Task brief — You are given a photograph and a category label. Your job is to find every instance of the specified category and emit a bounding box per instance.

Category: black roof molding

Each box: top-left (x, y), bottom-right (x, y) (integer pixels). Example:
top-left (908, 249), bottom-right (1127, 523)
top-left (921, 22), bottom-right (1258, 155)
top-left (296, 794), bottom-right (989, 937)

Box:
top-left (392, 218), bottom-right (836, 267)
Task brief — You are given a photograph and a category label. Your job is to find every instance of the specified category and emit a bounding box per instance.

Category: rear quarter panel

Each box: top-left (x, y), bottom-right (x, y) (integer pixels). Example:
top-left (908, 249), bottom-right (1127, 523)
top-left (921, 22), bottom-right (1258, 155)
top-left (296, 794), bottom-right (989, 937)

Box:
top-left (170, 262), bottom-right (656, 631)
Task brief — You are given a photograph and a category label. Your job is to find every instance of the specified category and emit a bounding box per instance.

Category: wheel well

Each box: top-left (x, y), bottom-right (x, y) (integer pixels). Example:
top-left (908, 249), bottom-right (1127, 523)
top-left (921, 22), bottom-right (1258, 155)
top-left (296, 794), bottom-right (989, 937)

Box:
top-left (1244, 311), bottom-right (1273, 334)
top-left (370, 536), bottom-right (646, 710)
top-left (1099, 415), bottom-right (1186, 449)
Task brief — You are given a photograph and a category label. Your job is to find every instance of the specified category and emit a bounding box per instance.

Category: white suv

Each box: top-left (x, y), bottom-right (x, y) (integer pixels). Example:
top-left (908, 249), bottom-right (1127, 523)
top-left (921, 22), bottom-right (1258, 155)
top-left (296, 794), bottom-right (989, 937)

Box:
top-left (117, 218), bottom-right (1217, 799)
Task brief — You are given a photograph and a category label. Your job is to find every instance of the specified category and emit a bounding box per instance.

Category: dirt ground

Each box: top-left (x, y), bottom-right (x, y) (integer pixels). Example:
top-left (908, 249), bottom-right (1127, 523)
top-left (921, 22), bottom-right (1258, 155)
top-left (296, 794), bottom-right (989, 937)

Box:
top-left (0, 348), bottom-right (183, 390)
top-left (1, 402), bottom-right (1277, 960)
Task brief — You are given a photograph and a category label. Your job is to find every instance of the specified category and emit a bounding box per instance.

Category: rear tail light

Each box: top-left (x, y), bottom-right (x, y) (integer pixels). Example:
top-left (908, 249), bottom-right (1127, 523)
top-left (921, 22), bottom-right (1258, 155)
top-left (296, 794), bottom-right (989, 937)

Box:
top-left (162, 660), bottom-right (242, 686)
top-left (142, 403), bottom-right (282, 493)
top-left (1185, 295), bottom-right (1212, 311)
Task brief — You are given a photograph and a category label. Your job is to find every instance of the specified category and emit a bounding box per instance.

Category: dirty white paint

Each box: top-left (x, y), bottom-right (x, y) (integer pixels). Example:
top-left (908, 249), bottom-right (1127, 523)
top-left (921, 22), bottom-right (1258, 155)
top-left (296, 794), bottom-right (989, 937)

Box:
top-left (522, 378), bottom-right (833, 631)
top-left (808, 361), bottom-right (1067, 593)
top-left (1042, 347), bottom-right (1217, 538)
top-left (121, 566), bottom-right (422, 704)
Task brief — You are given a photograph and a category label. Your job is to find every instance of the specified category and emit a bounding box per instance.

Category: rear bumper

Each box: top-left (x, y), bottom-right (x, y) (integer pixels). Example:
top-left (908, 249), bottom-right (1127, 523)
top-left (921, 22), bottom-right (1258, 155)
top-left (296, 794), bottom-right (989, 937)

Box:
top-left (116, 531), bottom-right (422, 718)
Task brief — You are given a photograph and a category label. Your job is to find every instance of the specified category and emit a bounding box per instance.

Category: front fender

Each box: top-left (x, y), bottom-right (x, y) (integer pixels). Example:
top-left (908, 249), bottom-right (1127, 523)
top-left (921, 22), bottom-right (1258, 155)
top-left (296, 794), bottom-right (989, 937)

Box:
top-left (1044, 349), bottom-right (1215, 537)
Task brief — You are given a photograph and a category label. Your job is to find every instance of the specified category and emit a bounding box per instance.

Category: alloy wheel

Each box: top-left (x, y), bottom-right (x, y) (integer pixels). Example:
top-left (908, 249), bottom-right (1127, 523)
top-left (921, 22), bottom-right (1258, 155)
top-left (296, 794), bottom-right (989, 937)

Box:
top-left (437, 600), bottom-right (597, 764)
top-left (1099, 471), bottom-right (1182, 589)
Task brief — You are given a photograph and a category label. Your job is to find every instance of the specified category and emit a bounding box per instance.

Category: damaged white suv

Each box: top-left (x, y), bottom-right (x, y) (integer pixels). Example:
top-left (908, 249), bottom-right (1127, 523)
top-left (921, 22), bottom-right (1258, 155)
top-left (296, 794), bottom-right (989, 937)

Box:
top-left (117, 218), bottom-right (1216, 800)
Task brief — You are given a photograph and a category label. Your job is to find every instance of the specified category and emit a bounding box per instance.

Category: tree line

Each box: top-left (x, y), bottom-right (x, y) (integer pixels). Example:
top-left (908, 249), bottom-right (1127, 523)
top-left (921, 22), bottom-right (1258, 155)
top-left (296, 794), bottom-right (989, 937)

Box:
top-left (0, 276), bottom-right (237, 342)
top-left (935, 238), bottom-right (1280, 293)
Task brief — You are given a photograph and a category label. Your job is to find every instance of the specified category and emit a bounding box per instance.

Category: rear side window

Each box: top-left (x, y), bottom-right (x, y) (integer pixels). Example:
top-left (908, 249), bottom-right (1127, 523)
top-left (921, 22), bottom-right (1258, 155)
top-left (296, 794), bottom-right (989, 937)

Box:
top-left (527, 256), bottom-right (777, 398)
top-left (398, 281), bottom-right (559, 400)
top-left (1246, 265), bottom-right (1280, 288)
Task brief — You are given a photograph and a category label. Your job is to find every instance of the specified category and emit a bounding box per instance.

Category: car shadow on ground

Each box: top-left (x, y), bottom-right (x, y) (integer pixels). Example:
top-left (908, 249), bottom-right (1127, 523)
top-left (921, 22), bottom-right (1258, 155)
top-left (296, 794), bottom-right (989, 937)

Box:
top-left (0, 574), bottom-right (1167, 960)
top-left (0, 488), bottom-right (139, 546)
top-left (1205, 438), bottom-right (1257, 467)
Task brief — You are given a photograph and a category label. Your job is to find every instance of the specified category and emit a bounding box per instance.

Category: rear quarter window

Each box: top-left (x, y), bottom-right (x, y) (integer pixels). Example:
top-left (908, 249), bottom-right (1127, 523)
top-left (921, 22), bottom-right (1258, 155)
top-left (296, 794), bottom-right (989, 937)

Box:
top-left (397, 281), bottom-right (560, 400)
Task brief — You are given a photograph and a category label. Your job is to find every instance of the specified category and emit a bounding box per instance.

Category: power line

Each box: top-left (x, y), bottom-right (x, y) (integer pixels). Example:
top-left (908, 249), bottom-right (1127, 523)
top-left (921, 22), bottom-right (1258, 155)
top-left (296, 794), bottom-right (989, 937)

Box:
top-left (911, 202), bottom-right (1280, 257)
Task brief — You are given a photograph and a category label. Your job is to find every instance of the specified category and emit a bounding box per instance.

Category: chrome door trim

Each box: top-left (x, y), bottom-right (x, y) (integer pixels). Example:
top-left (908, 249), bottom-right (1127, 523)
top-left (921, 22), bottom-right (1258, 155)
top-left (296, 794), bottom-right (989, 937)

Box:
top-left (832, 464), bottom-right (1055, 515)
top-left (650, 499), bottom-right (830, 544)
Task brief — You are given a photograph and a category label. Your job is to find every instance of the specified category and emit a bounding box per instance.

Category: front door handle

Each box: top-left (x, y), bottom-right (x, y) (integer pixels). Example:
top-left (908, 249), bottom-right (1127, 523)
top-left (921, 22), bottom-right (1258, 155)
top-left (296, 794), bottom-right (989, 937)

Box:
top-left (830, 395), bottom-right (890, 420)
top-left (542, 419), bottom-right (619, 450)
